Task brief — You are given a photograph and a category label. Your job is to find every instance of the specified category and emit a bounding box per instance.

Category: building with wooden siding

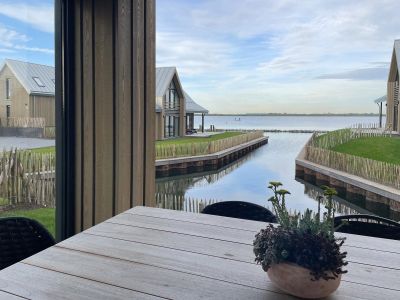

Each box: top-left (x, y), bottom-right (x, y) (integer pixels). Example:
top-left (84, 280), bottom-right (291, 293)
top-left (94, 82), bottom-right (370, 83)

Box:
top-left (155, 67), bottom-right (208, 140)
top-left (0, 59), bottom-right (55, 126)
top-left (387, 40), bottom-right (400, 133)
top-left (0, 60), bottom-right (207, 137)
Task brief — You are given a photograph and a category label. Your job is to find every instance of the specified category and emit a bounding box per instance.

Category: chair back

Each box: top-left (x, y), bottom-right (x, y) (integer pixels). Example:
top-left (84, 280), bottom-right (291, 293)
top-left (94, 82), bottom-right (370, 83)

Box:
top-left (334, 214), bottom-right (400, 240)
top-left (0, 217), bottom-right (55, 270)
top-left (202, 201), bottom-right (277, 223)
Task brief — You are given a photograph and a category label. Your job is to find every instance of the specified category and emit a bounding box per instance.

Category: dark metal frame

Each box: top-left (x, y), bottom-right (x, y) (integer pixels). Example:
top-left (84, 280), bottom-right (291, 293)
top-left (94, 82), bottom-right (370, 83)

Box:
top-left (55, 0), bottom-right (76, 241)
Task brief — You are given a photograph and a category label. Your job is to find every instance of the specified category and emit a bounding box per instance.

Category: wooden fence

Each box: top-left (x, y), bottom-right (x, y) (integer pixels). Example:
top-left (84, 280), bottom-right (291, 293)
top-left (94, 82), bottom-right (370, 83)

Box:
top-left (0, 117), bottom-right (46, 128)
top-left (44, 127), bottom-right (56, 139)
top-left (156, 131), bottom-right (264, 159)
top-left (0, 149), bottom-right (55, 209)
top-left (305, 125), bottom-right (400, 189)
top-left (155, 193), bottom-right (218, 213)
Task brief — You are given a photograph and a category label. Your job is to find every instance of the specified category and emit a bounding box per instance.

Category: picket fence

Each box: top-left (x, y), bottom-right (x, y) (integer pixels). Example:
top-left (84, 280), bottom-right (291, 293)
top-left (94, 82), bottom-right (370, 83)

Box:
top-left (0, 149), bottom-right (55, 209)
top-left (156, 131), bottom-right (264, 159)
top-left (305, 124), bottom-right (400, 189)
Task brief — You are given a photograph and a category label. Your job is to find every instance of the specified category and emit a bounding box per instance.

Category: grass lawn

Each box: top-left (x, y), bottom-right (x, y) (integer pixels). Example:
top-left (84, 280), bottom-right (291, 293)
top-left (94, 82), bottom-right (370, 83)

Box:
top-left (29, 146), bottom-right (56, 154)
top-left (0, 208), bottom-right (55, 237)
top-left (332, 136), bottom-right (400, 165)
top-left (156, 131), bottom-right (243, 145)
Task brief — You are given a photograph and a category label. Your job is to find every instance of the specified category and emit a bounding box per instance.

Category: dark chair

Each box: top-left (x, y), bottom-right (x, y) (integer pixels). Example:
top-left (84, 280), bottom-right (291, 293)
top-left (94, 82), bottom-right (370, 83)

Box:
top-left (202, 201), bottom-right (277, 223)
top-left (0, 217), bottom-right (55, 270)
top-left (334, 214), bottom-right (400, 240)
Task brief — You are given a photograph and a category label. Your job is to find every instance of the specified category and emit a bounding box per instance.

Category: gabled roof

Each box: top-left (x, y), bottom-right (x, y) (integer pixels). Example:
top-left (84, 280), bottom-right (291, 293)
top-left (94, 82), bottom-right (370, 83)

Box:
top-left (395, 40), bottom-right (400, 72)
top-left (388, 40), bottom-right (400, 82)
top-left (156, 67), bottom-right (183, 98)
top-left (1, 59), bottom-right (55, 96)
top-left (0, 60), bottom-right (209, 113)
top-left (184, 91), bottom-right (208, 114)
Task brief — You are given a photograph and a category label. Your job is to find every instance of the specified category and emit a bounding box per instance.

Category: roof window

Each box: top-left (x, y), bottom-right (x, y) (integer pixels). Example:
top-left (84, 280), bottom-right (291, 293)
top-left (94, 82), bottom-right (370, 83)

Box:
top-left (33, 77), bottom-right (45, 87)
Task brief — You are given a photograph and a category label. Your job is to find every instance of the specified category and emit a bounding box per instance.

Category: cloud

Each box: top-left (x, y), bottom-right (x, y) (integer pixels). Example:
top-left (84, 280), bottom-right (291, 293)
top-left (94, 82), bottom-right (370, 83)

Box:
top-left (0, 25), bottom-right (29, 48)
top-left (156, 0), bottom-right (400, 113)
top-left (0, 2), bottom-right (53, 33)
top-left (0, 23), bottom-right (53, 55)
top-left (316, 66), bottom-right (389, 81)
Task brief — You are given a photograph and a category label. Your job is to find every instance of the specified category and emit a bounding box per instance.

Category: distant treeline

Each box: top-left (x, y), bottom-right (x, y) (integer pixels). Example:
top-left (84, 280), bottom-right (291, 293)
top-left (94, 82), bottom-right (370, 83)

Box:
top-left (208, 113), bottom-right (383, 117)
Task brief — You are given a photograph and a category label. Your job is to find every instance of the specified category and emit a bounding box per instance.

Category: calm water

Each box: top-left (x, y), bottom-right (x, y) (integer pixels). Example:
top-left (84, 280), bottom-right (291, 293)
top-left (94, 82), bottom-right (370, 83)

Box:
top-left (156, 116), bottom-right (397, 220)
top-left (194, 115), bottom-right (384, 131)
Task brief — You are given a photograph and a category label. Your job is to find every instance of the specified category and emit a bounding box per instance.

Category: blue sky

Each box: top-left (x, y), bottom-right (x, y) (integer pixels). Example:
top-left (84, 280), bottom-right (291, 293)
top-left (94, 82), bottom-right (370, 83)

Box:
top-left (1, 0), bottom-right (399, 113)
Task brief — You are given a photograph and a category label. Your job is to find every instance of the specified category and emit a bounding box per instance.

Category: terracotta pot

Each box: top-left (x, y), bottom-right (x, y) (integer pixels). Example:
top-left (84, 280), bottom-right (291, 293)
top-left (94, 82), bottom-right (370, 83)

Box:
top-left (267, 263), bottom-right (341, 299)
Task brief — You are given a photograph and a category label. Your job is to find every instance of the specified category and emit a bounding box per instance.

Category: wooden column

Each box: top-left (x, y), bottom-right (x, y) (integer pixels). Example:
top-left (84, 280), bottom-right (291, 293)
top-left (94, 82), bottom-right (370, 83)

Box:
top-left (201, 113), bottom-right (205, 133)
top-left (56, 0), bottom-right (155, 240)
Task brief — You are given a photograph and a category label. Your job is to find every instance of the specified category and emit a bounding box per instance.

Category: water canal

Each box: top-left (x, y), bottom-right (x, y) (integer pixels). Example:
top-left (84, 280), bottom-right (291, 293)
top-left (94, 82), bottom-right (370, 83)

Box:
top-left (156, 116), bottom-right (399, 221)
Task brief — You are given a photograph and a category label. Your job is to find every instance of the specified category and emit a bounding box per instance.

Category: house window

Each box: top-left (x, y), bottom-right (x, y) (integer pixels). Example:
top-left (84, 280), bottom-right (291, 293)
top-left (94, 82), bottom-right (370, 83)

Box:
top-left (164, 115), bottom-right (180, 138)
top-left (33, 77), bottom-right (45, 87)
top-left (5, 78), bottom-right (11, 99)
top-left (167, 81), bottom-right (179, 109)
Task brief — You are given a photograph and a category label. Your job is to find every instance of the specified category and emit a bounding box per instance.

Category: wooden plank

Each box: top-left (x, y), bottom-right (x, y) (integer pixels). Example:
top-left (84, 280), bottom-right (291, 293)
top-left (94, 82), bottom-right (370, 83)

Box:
top-left (0, 263), bottom-right (159, 299)
top-left (108, 212), bottom-right (256, 244)
top-left (89, 219), bottom-right (400, 271)
top-left (128, 206), bottom-right (269, 232)
top-left (74, 0), bottom-right (83, 233)
top-left (144, 0), bottom-right (156, 206)
top-left (126, 207), bottom-right (400, 253)
top-left (81, 0), bottom-right (94, 230)
top-left (57, 233), bottom-right (400, 300)
top-left (86, 221), bottom-right (400, 291)
top-left (94, 0), bottom-right (114, 223)
top-left (114, 0), bottom-right (132, 214)
top-left (24, 246), bottom-right (289, 300)
top-left (87, 221), bottom-right (253, 262)
top-left (131, 0), bottom-right (145, 206)
top-left (0, 291), bottom-right (25, 300)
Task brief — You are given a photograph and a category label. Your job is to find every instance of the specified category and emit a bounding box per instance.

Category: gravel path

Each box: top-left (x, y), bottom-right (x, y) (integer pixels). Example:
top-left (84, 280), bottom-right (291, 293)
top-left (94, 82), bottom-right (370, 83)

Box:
top-left (0, 137), bottom-right (55, 150)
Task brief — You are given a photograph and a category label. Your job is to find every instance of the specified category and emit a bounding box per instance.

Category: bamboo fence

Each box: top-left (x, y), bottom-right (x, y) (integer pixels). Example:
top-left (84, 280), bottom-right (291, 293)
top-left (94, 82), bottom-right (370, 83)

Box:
top-left (305, 124), bottom-right (400, 189)
top-left (0, 149), bottom-right (55, 210)
top-left (155, 193), bottom-right (218, 213)
top-left (44, 126), bottom-right (56, 139)
top-left (156, 131), bottom-right (264, 159)
top-left (0, 117), bottom-right (46, 128)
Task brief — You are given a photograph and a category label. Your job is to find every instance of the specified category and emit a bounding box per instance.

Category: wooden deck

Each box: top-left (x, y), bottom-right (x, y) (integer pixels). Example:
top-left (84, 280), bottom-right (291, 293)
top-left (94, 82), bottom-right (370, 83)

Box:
top-left (0, 206), bottom-right (399, 299)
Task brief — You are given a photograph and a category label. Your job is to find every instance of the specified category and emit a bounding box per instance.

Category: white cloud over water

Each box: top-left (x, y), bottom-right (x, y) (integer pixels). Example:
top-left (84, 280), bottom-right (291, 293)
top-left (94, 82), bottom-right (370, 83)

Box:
top-left (157, 0), bottom-right (400, 113)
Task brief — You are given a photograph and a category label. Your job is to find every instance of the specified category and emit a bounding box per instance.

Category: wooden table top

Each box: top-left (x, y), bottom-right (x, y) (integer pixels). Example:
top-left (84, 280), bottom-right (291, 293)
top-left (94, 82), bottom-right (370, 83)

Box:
top-left (0, 206), bottom-right (399, 299)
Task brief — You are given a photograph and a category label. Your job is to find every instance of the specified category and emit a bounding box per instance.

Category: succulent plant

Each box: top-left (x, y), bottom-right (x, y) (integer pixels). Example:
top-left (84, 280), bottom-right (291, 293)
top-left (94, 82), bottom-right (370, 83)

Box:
top-left (254, 182), bottom-right (348, 281)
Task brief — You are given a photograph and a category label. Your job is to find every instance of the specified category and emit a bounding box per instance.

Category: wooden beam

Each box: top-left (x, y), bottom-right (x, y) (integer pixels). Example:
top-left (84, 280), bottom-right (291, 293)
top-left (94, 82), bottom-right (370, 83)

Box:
top-left (56, 0), bottom-right (156, 240)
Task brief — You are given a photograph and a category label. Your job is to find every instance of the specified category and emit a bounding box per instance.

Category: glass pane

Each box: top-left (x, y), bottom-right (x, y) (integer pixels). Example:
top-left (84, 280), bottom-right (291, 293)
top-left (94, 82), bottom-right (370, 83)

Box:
top-left (0, 0), bottom-right (56, 238)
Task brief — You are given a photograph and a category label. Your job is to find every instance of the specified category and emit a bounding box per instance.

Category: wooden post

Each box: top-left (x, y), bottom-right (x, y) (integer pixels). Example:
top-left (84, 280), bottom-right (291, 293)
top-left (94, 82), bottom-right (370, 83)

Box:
top-left (201, 113), bottom-right (205, 133)
top-left (56, 0), bottom-right (155, 241)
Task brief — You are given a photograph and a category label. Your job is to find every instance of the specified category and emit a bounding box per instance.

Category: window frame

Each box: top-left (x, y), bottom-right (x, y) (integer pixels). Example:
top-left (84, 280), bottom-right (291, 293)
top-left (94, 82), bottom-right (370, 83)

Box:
top-left (32, 76), bottom-right (45, 87)
top-left (5, 78), bottom-right (11, 99)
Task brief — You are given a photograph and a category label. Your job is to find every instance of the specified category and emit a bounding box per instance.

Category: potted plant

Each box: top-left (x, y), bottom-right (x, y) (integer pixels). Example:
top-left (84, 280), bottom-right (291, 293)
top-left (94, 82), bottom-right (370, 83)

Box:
top-left (253, 182), bottom-right (347, 299)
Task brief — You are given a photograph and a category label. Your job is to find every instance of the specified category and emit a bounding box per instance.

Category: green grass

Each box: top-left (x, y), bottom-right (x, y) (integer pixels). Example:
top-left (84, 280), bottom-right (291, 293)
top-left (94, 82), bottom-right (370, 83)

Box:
top-left (156, 132), bottom-right (243, 145)
top-left (332, 136), bottom-right (400, 165)
top-left (29, 146), bottom-right (56, 154)
top-left (0, 208), bottom-right (55, 236)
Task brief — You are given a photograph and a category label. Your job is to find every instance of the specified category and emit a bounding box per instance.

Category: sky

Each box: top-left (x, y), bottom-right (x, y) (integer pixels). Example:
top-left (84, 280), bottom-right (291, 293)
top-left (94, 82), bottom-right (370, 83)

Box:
top-left (0, 0), bottom-right (399, 114)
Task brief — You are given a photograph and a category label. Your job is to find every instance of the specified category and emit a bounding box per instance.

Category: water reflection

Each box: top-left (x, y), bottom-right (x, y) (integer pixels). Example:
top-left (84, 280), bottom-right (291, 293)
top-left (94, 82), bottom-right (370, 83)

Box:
top-left (156, 133), bottom-right (399, 221)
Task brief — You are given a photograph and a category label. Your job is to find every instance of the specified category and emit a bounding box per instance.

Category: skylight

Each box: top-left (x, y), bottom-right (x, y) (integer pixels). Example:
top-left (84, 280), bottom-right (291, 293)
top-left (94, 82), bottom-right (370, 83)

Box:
top-left (32, 77), bottom-right (45, 87)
